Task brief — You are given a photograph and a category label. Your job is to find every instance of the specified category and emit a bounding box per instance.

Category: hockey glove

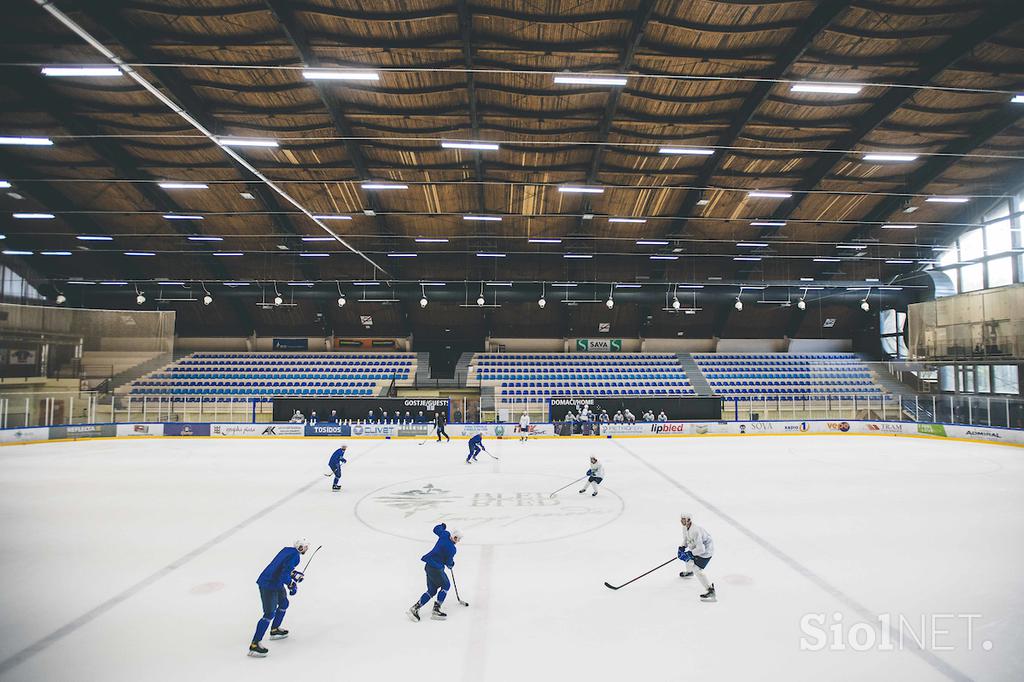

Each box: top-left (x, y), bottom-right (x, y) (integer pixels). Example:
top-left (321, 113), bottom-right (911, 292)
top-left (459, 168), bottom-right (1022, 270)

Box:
top-left (290, 570), bottom-right (304, 583)
top-left (677, 547), bottom-right (693, 562)
top-left (586, 469), bottom-right (593, 476)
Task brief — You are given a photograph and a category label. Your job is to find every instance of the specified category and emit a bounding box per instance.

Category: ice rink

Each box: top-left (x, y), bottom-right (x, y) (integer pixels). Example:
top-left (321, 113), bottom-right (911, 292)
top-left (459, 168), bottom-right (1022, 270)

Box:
top-left (0, 433), bottom-right (1021, 681)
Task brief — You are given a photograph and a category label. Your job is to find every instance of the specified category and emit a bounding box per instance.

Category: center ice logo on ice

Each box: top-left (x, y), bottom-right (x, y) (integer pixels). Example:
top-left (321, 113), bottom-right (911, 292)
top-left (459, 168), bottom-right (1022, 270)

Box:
top-left (356, 472), bottom-right (624, 545)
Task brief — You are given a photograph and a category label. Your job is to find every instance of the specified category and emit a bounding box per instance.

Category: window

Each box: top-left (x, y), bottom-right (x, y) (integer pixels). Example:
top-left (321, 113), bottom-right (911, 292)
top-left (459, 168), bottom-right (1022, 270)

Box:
top-left (993, 365), bottom-right (1019, 395)
top-left (975, 366), bottom-right (991, 394)
top-left (879, 309), bottom-right (907, 359)
top-left (960, 263), bottom-right (984, 292)
top-left (938, 366), bottom-right (955, 391)
top-left (0, 265), bottom-right (44, 302)
top-left (937, 246), bottom-right (959, 269)
top-left (988, 257), bottom-right (1013, 288)
top-left (984, 203), bottom-right (1012, 255)
top-left (959, 229), bottom-right (984, 261)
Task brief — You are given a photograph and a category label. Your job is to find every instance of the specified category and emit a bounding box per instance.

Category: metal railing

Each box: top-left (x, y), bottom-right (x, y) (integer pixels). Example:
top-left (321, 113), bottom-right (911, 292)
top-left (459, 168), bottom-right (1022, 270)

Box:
top-left (0, 389), bottom-right (1022, 431)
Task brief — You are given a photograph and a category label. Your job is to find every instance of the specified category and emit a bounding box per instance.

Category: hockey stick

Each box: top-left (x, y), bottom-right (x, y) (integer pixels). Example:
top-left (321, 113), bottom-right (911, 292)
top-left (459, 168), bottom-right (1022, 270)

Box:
top-left (604, 557), bottom-right (677, 590)
top-left (481, 445), bottom-right (499, 460)
top-left (548, 476), bottom-right (587, 498)
top-left (299, 545), bottom-right (323, 574)
top-left (448, 568), bottom-right (469, 607)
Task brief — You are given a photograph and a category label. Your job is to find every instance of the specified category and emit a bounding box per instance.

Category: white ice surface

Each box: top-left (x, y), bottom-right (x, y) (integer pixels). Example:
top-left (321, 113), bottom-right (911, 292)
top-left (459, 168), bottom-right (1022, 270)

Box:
top-left (0, 434), bottom-right (1022, 681)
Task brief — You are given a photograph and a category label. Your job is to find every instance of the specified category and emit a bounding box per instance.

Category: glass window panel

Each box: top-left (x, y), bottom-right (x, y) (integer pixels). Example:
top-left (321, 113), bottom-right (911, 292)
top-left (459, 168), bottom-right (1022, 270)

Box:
top-left (993, 365), bottom-right (1019, 395)
top-left (960, 263), bottom-right (984, 292)
top-left (937, 246), bottom-right (959, 268)
top-left (896, 312), bottom-right (907, 332)
top-left (960, 366), bottom-right (975, 392)
top-left (988, 256), bottom-right (1013, 288)
top-left (897, 336), bottom-right (908, 359)
top-left (939, 366), bottom-right (955, 391)
top-left (985, 202), bottom-right (1012, 255)
top-left (880, 309), bottom-right (897, 335)
top-left (976, 366), bottom-right (991, 393)
top-left (881, 336), bottom-right (897, 355)
top-left (959, 228), bottom-right (984, 261)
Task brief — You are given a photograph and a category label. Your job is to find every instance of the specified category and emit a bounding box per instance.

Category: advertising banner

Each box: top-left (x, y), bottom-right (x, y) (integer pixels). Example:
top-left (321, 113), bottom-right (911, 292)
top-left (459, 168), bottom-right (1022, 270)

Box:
top-left (116, 423), bottom-right (165, 437)
top-left (272, 338), bottom-right (309, 351)
top-left (305, 423), bottom-right (350, 437)
top-left (50, 424), bottom-right (117, 439)
top-left (0, 426), bottom-right (50, 443)
top-left (273, 397), bottom-right (450, 423)
top-left (211, 423), bottom-right (305, 437)
top-left (164, 423), bottom-right (211, 437)
top-left (575, 339), bottom-right (622, 352)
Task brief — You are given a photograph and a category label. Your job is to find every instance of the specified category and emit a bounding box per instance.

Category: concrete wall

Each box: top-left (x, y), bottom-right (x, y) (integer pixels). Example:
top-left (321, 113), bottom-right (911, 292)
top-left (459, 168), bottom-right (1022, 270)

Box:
top-left (716, 338), bottom-right (788, 353)
top-left (787, 338), bottom-right (853, 353)
top-left (641, 338), bottom-right (717, 353)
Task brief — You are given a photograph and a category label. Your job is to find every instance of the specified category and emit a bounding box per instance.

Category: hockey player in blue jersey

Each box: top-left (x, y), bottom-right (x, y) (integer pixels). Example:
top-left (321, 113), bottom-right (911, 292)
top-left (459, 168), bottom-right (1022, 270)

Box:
top-left (248, 538), bottom-right (309, 657)
top-left (408, 523), bottom-right (462, 622)
top-left (466, 433), bottom-right (486, 463)
top-left (328, 444), bottom-right (348, 491)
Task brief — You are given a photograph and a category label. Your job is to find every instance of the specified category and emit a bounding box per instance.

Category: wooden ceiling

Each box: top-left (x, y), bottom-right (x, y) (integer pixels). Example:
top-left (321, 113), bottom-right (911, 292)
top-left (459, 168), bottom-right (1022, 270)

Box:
top-left (0, 0), bottom-right (1022, 337)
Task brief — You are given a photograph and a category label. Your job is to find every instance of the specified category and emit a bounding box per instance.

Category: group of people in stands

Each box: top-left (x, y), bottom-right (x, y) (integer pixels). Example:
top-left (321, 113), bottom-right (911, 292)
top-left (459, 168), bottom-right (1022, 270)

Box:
top-left (561, 405), bottom-right (671, 433)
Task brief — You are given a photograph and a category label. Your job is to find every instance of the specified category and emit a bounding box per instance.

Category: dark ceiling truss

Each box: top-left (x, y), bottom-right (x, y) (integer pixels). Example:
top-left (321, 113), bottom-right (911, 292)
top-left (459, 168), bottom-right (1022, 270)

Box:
top-left (661, 1), bottom-right (851, 240)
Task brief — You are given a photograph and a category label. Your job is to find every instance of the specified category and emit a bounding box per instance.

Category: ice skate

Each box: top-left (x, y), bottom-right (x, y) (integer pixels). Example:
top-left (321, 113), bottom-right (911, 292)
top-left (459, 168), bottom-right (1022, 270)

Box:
top-left (591, 490), bottom-right (598, 496)
top-left (679, 571), bottom-right (693, 578)
top-left (431, 602), bottom-right (447, 620)
top-left (269, 627), bottom-right (288, 640)
top-left (700, 585), bottom-right (717, 602)
top-left (407, 602), bottom-right (421, 622)
top-left (332, 485), bottom-right (341, 491)
top-left (248, 642), bottom-right (268, 657)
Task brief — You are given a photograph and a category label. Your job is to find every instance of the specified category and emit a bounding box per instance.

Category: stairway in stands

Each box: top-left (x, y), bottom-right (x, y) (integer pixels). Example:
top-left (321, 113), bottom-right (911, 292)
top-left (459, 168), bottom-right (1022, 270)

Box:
top-left (677, 354), bottom-right (714, 396)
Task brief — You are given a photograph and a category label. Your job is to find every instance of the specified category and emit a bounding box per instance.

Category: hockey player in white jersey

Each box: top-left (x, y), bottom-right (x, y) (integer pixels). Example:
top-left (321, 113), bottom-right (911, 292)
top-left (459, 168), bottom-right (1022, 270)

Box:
top-left (518, 412), bottom-right (530, 442)
top-left (678, 512), bottom-right (716, 601)
top-left (578, 456), bottom-right (604, 496)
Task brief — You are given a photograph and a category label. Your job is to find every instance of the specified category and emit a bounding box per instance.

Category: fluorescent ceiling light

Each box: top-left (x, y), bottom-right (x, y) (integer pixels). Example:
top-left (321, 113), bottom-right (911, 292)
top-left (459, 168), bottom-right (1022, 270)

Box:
top-left (476, 252), bottom-right (506, 257)
top-left (551, 283), bottom-right (577, 287)
top-left (0, 136), bottom-right (53, 146)
top-left (847, 287), bottom-right (871, 291)
top-left (158, 281), bottom-right (185, 286)
top-left (300, 252), bottom-right (330, 257)
top-left (800, 277), bottom-right (814, 282)
top-left (213, 252), bottom-right (244, 256)
top-left (0, 181), bottom-right (11, 189)
top-left (925, 196), bottom-right (969, 203)
top-left (866, 278), bottom-right (880, 282)
top-left (361, 182), bottom-right (407, 190)
top-left (187, 236), bottom-right (222, 241)
top-left (353, 281), bottom-right (380, 286)
top-left (558, 186), bottom-right (604, 194)
top-left (563, 254), bottom-right (593, 259)
top-left (879, 286), bottom-right (904, 291)
top-left (636, 240), bottom-right (669, 245)
top-left (862, 153), bottom-right (919, 162)
top-left (100, 281), bottom-right (127, 285)
top-left (40, 251), bottom-right (71, 256)
top-left (65, 280), bottom-right (95, 285)
top-left (42, 66), bottom-right (122, 77)
top-left (1012, 95), bottom-right (1024, 103)
top-left (163, 214), bottom-right (203, 220)
top-left (387, 253), bottom-right (417, 257)
top-left (415, 238), bottom-right (450, 243)
top-left (529, 238), bottom-right (562, 243)
top-left (224, 282), bottom-right (250, 286)
top-left (2, 250), bottom-right (32, 255)
top-left (609, 218), bottom-right (647, 223)
top-left (302, 237), bottom-right (335, 242)
top-left (615, 284), bottom-right (642, 288)
top-left (464, 215), bottom-right (502, 222)
top-left (696, 199), bottom-right (709, 206)
top-left (302, 69), bottom-right (379, 81)
top-left (420, 282), bottom-right (446, 287)
top-left (124, 252), bottom-right (155, 256)
top-left (77, 235), bottom-right (112, 241)
top-left (158, 182), bottom-right (208, 189)
top-left (733, 256), bottom-right (762, 261)
top-left (750, 221), bottom-right (786, 227)
top-left (312, 215), bottom-right (352, 221)
top-left (659, 147), bottom-right (714, 156)
top-left (650, 255), bottom-right (678, 260)
top-left (485, 282), bottom-right (513, 287)
top-left (813, 257), bottom-right (841, 262)
top-left (678, 284), bottom-right (704, 289)
top-left (748, 191), bottom-right (792, 199)
top-left (288, 282), bottom-right (314, 287)
top-left (218, 137), bottom-right (278, 148)
top-left (553, 75), bottom-right (627, 86)
top-left (836, 244), bottom-right (866, 249)
top-left (886, 259), bottom-right (914, 264)
top-left (441, 141), bottom-right (499, 151)
top-left (736, 242), bottom-right (768, 247)
top-left (13, 213), bottom-right (54, 219)
top-left (791, 83), bottom-right (863, 94)
top-left (802, 286), bottom-right (825, 290)
top-left (882, 224), bottom-right (916, 229)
